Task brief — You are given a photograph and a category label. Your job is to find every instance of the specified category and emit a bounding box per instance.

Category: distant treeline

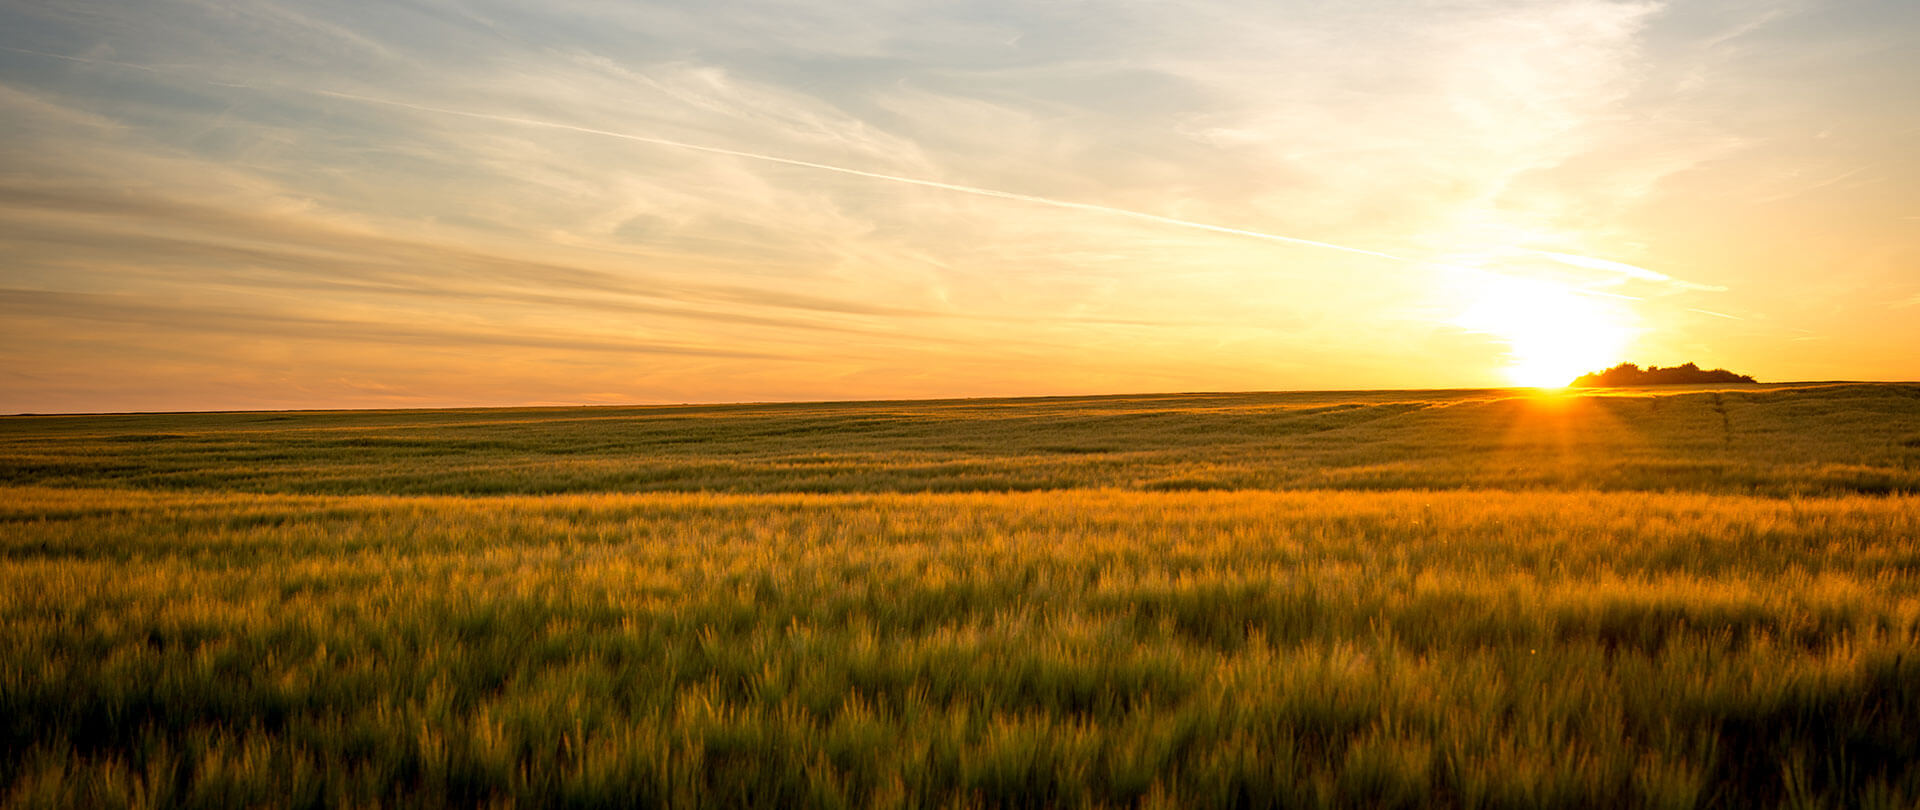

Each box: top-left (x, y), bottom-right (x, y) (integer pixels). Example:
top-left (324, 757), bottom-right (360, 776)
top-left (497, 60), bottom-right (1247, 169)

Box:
top-left (1572, 362), bottom-right (1757, 387)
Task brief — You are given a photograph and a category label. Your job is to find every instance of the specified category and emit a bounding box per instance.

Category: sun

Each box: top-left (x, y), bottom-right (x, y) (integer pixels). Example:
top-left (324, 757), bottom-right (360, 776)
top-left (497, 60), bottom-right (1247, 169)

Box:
top-left (1452, 276), bottom-right (1634, 388)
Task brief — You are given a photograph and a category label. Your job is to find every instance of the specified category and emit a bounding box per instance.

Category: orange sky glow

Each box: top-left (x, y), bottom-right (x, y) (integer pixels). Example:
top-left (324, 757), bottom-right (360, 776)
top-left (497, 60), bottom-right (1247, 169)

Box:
top-left (1, 1), bottom-right (1915, 412)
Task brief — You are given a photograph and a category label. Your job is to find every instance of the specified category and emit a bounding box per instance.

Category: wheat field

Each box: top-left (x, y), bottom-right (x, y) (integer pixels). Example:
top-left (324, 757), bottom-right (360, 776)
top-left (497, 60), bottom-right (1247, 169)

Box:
top-left (3, 384), bottom-right (1918, 808)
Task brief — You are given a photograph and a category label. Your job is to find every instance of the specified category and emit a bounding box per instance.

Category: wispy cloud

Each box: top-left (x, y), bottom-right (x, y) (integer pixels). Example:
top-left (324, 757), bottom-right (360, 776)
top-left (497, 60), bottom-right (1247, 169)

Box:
top-left (315, 88), bottom-right (1420, 265)
top-left (0, 288), bottom-right (790, 359)
top-left (14, 44), bottom-right (1734, 296)
top-left (1, 0), bottom-right (1912, 409)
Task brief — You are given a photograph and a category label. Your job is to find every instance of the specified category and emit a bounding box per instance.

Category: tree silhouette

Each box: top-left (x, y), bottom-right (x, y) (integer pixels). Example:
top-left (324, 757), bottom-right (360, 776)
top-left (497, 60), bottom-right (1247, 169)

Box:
top-left (1571, 362), bottom-right (1756, 387)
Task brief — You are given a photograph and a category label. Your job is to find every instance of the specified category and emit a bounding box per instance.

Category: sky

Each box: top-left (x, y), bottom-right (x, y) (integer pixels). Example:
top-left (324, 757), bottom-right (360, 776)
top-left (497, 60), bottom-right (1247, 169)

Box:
top-left (1, 0), bottom-right (1915, 412)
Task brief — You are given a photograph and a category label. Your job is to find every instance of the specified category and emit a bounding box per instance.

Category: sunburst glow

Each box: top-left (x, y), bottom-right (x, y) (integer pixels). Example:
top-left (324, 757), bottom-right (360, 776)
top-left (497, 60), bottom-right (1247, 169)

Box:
top-left (1454, 277), bottom-right (1634, 388)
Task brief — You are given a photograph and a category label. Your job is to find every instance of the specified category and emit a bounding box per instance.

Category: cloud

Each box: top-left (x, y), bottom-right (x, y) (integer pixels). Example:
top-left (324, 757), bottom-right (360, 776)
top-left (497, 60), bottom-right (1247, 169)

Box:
top-left (0, 181), bottom-right (933, 319)
top-left (3, 0), bottom-right (1914, 407)
top-left (321, 88), bottom-right (1425, 265)
top-left (0, 288), bottom-right (791, 359)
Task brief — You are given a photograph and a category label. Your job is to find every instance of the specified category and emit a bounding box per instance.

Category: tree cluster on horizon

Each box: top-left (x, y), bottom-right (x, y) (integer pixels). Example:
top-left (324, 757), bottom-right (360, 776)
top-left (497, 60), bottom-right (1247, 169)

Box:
top-left (1571, 362), bottom-right (1757, 387)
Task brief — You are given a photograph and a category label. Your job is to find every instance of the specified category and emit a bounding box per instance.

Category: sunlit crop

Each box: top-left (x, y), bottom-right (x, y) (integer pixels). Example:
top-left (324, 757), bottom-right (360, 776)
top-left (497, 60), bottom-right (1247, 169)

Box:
top-left (2, 383), bottom-right (1917, 807)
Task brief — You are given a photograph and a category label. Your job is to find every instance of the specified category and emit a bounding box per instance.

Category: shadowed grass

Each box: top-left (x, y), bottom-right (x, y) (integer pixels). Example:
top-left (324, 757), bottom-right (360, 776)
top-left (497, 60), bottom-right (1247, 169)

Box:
top-left (3, 487), bottom-right (1918, 807)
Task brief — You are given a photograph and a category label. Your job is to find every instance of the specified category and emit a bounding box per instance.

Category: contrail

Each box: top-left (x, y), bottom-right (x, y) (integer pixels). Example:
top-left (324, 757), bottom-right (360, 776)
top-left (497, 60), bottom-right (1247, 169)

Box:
top-left (314, 89), bottom-right (1413, 266)
top-left (1532, 250), bottom-right (1726, 292)
top-left (0, 44), bottom-right (159, 72)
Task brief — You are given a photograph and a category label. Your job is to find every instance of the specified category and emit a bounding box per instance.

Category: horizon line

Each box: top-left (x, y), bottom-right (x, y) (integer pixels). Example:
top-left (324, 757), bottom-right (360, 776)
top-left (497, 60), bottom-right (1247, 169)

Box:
top-left (5, 380), bottom-right (1891, 418)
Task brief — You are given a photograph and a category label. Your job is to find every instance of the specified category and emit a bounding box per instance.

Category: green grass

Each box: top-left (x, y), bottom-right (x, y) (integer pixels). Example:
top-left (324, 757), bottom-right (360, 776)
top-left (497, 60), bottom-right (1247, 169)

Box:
top-left (5, 384), bottom-right (1917, 496)
top-left (2, 383), bottom-right (1918, 807)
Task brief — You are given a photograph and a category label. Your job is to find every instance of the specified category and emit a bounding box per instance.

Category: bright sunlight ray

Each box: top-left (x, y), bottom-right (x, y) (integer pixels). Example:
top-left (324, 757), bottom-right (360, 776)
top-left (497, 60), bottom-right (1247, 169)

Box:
top-left (1453, 276), bottom-right (1635, 388)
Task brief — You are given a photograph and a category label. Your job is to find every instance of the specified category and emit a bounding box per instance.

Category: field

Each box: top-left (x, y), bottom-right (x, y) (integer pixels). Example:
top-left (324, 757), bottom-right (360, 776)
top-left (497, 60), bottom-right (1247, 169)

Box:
top-left (3, 383), bottom-right (1919, 808)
